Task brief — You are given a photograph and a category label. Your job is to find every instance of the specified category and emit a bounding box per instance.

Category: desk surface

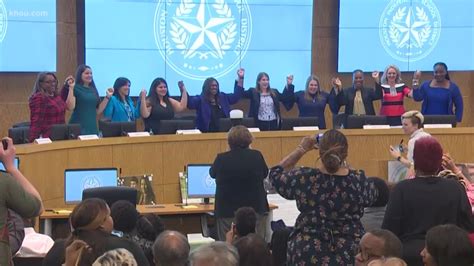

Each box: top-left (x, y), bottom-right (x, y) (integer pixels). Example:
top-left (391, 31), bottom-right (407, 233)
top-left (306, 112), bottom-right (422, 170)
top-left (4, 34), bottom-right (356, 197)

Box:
top-left (16, 128), bottom-right (474, 207)
top-left (41, 203), bottom-right (278, 219)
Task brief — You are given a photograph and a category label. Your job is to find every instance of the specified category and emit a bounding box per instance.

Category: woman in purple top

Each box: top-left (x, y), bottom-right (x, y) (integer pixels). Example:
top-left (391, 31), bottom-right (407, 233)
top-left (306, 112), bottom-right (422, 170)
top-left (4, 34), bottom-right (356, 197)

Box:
top-left (284, 75), bottom-right (337, 129)
top-left (412, 62), bottom-right (463, 122)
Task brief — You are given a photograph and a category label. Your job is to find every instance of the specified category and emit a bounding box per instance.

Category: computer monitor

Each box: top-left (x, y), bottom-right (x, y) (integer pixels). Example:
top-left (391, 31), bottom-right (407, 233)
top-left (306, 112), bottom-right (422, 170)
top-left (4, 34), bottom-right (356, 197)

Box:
top-left (281, 117), bottom-right (319, 130)
top-left (0, 157), bottom-right (19, 171)
top-left (99, 120), bottom-right (137, 137)
top-left (158, 119), bottom-right (196, 135)
top-left (345, 115), bottom-right (388, 129)
top-left (50, 123), bottom-right (81, 140)
top-left (64, 168), bottom-right (118, 204)
top-left (423, 115), bottom-right (457, 127)
top-left (8, 127), bottom-right (30, 144)
top-left (218, 118), bottom-right (256, 132)
top-left (186, 164), bottom-right (215, 201)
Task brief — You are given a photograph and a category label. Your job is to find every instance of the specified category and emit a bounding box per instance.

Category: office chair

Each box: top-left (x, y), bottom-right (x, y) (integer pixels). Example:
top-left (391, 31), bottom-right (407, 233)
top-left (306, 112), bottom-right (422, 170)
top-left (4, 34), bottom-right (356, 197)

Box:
top-left (82, 186), bottom-right (138, 207)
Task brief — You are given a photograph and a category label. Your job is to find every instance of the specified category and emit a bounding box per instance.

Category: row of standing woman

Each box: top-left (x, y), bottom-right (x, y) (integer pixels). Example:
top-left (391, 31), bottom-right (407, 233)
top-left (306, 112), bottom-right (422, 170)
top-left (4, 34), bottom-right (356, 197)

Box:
top-left (28, 62), bottom-right (463, 141)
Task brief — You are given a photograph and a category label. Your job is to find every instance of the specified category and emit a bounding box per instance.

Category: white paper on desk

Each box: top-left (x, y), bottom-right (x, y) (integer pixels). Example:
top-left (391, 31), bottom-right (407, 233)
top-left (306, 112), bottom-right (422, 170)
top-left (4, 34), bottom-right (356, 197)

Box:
top-left (78, 134), bottom-right (100, 140)
top-left (34, 138), bottom-right (52, 144)
top-left (423, 124), bottom-right (452, 129)
top-left (176, 129), bottom-right (201, 135)
top-left (363, 125), bottom-right (391, 129)
top-left (127, 132), bottom-right (151, 137)
top-left (248, 128), bottom-right (260, 132)
top-left (292, 126), bottom-right (319, 131)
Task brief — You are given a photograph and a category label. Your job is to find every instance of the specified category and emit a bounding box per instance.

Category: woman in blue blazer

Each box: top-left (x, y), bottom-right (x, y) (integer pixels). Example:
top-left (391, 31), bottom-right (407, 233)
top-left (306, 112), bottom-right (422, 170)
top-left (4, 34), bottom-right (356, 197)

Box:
top-left (103, 77), bottom-right (141, 122)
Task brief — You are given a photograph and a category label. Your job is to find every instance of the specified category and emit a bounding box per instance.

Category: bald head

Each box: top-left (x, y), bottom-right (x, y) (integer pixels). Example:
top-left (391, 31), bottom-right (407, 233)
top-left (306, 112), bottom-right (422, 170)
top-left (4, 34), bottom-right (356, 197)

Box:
top-left (152, 230), bottom-right (190, 266)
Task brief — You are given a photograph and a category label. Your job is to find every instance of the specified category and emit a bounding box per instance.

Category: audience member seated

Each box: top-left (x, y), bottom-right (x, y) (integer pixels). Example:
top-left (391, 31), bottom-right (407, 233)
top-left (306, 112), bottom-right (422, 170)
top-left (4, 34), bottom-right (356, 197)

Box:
top-left (189, 242), bottom-right (239, 266)
top-left (355, 229), bottom-right (403, 266)
top-left (0, 137), bottom-right (43, 265)
top-left (15, 218), bottom-right (54, 257)
top-left (420, 224), bottom-right (474, 266)
top-left (152, 230), bottom-right (189, 266)
top-left (110, 200), bottom-right (139, 238)
top-left (92, 248), bottom-right (138, 266)
top-left (270, 227), bottom-right (292, 266)
top-left (233, 233), bottom-right (272, 266)
top-left (361, 177), bottom-right (390, 231)
top-left (225, 207), bottom-right (257, 243)
top-left (382, 136), bottom-right (474, 266)
top-left (135, 213), bottom-right (166, 264)
top-left (8, 209), bottom-right (25, 256)
top-left (367, 257), bottom-right (407, 266)
top-left (43, 198), bottom-right (148, 265)
top-left (269, 129), bottom-right (378, 265)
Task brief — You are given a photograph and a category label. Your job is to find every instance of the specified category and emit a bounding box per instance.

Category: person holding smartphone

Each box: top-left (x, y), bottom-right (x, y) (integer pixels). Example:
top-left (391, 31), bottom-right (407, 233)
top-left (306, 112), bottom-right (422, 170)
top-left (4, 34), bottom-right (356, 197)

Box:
top-left (0, 138), bottom-right (44, 265)
top-left (269, 130), bottom-right (379, 265)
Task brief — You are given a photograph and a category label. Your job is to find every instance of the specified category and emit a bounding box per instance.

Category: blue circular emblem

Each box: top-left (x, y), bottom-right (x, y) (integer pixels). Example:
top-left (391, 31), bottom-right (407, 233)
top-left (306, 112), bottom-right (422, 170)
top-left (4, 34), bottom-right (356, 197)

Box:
top-left (379, 0), bottom-right (441, 62)
top-left (82, 175), bottom-right (102, 190)
top-left (154, 0), bottom-right (252, 80)
top-left (0, 0), bottom-right (7, 43)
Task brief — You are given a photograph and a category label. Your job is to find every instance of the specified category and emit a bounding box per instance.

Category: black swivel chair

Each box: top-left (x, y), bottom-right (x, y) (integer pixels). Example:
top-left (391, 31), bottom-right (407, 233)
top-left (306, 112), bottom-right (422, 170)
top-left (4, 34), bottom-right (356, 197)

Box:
top-left (8, 127), bottom-right (30, 144)
top-left (82, 186), bottom-right (138, 207)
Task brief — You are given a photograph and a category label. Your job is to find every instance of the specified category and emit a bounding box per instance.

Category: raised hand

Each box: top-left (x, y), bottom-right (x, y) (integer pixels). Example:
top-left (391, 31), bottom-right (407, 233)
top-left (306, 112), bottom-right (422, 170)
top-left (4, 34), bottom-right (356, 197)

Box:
top-left (331, 77), bottom-right (342, 90)
top-left (139, 89), bottom-right (147, 99)
top-left (65, 75), bottom-right (75, 88)
top-left (287, 74), bottom-right (294, 86)
top-left (237, 68), bottom-right (245, 79)
top-left (178, 80), bottom-right (186, 94)
top-left (106, 88), bottom-right (114, 98)
top-left (372, 71), bottom-right (380, 83)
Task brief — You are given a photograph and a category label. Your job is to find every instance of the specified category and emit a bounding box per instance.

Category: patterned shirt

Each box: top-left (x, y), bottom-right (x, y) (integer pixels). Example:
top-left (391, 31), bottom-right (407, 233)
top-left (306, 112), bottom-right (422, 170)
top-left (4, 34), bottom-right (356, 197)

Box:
top-left (258, 93), bottom-right (277, 121)
top-left (28, 93), bottom-right (66, 142)
top-left (269, 166), bottom-right (377, 265)
top-left (377, 83), bottom-right (411, 117)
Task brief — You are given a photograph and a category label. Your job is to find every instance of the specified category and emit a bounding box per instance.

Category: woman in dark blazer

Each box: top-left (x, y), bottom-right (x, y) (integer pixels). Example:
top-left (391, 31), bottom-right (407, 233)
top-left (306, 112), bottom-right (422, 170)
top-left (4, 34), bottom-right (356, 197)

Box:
top-left (243, 72), bottom-right (293, 131)
top-left (209, 125), bottom-right (269, 241)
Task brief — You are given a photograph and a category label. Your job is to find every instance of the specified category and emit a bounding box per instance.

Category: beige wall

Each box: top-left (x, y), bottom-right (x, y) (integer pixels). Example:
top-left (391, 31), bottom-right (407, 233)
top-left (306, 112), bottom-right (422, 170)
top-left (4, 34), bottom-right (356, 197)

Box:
top-left (1, 0), bottom-right (473, 136)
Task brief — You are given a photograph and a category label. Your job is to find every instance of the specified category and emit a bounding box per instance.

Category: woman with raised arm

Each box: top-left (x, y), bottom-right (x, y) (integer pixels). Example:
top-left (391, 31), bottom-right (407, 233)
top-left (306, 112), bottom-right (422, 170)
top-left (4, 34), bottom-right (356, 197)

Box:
top-left (28, 72), bottom-right (68, 142)
top-left (283, 74), bottom-right (337, 129)
top-left (61, 64), bottom-right (111, 135)
top-left (373, 65), bottom-right (412, 126)
top-left (269, 129), bottom-right (378, 265)
top-left (243, 72), bottom-right (293, 131)
top-left (140, 78), bottom-right (187, 134)
top-left (412, 62), bottom-right (463, 122)
top-left (103, 77), bottom-right (141, 122)
top-left (187, 68), bottom-right (245, 132)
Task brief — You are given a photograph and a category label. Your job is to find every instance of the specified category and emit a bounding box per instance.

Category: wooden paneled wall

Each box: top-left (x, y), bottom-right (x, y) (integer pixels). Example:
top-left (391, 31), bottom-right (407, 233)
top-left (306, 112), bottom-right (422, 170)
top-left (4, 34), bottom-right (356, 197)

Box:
top-left (1, 0), bottom-right (473, 136)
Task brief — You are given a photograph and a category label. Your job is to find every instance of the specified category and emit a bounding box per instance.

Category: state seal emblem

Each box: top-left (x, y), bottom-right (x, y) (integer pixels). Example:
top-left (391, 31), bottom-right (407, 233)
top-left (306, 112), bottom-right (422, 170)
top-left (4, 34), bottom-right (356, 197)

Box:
top-left (379, 0), bottom-right (441, 62)
top-left (154, 0), bottom-right (252, 80)
top-left (0, 0), bottom-right (7, 43)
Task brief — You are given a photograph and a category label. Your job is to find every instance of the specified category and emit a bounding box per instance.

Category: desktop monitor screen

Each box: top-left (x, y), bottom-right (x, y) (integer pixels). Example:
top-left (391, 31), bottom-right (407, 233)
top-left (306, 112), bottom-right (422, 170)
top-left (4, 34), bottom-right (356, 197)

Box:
top-left (218, 118), bottom-right (256, 132)
top-left (50, 124), bottom-right (81, 140)
top-left (158, 119), bottom-right (195, 135)
top-left (64, 168), bottom-right (118, 204)
top-left (346, 115), bottom-right (388, 129)
top-left (0, 157), bottom-right (19, 171)
top-left (281, 117), bottom-right (319, 130)
top-left (187, 164), bottom-right (215, 199)
top-left (99, 121), bottom-right (137, 137)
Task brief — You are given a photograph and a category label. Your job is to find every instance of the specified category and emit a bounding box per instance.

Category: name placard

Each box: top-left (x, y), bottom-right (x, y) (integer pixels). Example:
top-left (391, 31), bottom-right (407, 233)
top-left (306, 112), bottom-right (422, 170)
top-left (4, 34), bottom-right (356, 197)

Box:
top-left (78, 134), bottom-right (100, 140)
top-left (363, 125), bottom-right (391, 129)
top-left (423, 124), bottom-right (452, 129)
top-left (176, 129), bottom-right (202, 135)
top-left (292, 126), bottom-right (319, 131)
top-left (34, 138), bottom-right (52, 144)
top-left (127, 132), bottom-right (151, 137)
top-left (248, 128), bottom-right (261, 133)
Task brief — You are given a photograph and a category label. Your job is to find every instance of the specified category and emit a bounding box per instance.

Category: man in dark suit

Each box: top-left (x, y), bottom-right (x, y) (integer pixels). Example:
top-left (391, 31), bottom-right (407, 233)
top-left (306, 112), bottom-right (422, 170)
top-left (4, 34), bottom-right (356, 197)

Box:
top-left (209, 126), bottom-right (269, 241)
top-left (330, 69), bottom-right (382, 121)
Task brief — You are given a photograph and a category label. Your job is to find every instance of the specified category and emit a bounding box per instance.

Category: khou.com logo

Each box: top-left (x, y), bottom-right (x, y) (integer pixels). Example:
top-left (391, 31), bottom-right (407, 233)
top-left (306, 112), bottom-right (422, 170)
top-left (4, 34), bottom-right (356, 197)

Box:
top-left (379, 0), bottom-right (441, 62)
top-left (154, 0), bottom-right (252, 80)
